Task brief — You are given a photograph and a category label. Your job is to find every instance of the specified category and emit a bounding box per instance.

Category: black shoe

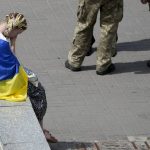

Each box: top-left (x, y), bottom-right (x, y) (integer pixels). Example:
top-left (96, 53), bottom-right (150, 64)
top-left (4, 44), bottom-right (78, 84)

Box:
top-left (147, 61), bottom-right (150, 67)
top-left (65, 60), bottom-right (81, 71)
top-left (96, 64), bottom-right (115, 75)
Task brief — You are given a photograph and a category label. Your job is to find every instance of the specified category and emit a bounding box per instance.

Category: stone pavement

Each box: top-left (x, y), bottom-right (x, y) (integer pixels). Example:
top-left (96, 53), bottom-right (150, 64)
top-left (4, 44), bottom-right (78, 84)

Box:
top-left (50, 136), bottom-right (150, 150)
top-left (0, 99), bottom-right (50, 150)
top-left (1, 0), bottom-right (150, 149)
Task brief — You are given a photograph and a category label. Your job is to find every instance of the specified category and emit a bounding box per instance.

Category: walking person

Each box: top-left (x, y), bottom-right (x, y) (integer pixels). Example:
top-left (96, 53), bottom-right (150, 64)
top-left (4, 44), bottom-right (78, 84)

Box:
top-left (26, 68), bottom-right (58, 143)
top-left (87, 34), bottom-right (118, 57)
top-left (65, 0), bottom-right (123, 75)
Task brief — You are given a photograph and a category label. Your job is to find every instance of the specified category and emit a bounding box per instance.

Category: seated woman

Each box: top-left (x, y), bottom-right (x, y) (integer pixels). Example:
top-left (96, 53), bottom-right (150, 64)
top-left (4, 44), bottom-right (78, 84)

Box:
top-left (0, 12), bottom-right (28, 101)
top-left (25, 67), bottom-right (58, 143)
top-left (0, 12), bottom-right (57, 143)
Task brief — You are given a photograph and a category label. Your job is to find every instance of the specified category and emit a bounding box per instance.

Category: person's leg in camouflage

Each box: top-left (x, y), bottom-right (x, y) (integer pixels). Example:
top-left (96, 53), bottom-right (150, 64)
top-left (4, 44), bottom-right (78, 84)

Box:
top-left (86, 35), bottom-right (95, 56)
top-left (65, 0), bottom-right (100, 71)
top-left (96, 0), bottom-right (123, 75)
top-left (87, 33), bottom-right (118, 57)
top-left (111, 33), bottom-right (118, 57)
top-left (65, 0), bottom-right (123, 75)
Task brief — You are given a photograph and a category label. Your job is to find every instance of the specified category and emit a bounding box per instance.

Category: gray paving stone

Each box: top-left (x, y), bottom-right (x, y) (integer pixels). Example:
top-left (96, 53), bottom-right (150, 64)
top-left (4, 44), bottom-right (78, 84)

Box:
top-left (4, 143), bottom-right (50, 150)
top-left (1, 0), bottom-right (150, 145)
top-left (0, 99), bottom-right (50, 150)
top-left (97, 141), bottom-right (134, 150)
top-left (0, 99), bottom-right (31, 107)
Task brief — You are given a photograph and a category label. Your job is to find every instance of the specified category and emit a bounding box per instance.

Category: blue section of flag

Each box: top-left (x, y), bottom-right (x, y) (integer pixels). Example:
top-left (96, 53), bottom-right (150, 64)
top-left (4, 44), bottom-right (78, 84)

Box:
top-left (0, 39), bottom-right (20, 81)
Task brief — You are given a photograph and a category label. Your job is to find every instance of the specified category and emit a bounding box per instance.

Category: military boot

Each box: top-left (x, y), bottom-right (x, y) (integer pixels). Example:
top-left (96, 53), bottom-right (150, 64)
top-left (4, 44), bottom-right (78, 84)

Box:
top-left (96, 64), bottom-right (115, 75)
top-left (65, 60), bottom-right (81, 71)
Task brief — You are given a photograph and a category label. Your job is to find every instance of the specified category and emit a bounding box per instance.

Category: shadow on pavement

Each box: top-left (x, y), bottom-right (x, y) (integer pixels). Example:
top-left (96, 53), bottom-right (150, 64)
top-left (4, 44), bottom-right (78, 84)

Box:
top-left (49, 142), bottom-right (94, 150)
top-left (115, 60), bottom-right (150, 74)
top-left (86, 39), bottom-right (150, 53)
top-left (82, 60), bottom-right (150, 74)
top-left (82, 65), bottom-right (96, 71)
top-left (117, 39), bottom-right (150, 52)
top-left (79, 39), bottom-right (150, 73)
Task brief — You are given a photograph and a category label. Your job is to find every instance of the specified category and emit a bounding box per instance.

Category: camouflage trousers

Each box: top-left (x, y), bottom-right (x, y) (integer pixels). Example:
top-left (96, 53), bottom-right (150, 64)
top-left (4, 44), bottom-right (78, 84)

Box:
top-left (68, 0), bottom-right (123, 72)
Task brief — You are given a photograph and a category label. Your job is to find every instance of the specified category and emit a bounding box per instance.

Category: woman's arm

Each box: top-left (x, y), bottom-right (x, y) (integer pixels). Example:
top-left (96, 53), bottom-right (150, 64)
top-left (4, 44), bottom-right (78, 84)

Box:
top-left (10, 36), bottom-right (17, 54)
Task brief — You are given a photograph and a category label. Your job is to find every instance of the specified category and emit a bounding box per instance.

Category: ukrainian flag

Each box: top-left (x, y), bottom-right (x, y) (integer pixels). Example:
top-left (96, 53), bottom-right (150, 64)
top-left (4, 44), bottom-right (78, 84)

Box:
top-left (0, 33), bottom-right (28, 102)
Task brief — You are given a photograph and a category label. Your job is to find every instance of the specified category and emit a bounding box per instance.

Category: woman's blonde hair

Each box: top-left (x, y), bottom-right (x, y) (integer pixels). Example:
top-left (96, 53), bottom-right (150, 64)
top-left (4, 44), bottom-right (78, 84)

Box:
top-left (5, 12), bottom-right (27, 32)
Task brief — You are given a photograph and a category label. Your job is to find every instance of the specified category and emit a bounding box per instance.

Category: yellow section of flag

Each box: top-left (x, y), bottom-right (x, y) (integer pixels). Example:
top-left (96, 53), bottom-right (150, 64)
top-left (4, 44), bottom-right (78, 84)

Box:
top-left (0, 66), bottom-right (28, 102)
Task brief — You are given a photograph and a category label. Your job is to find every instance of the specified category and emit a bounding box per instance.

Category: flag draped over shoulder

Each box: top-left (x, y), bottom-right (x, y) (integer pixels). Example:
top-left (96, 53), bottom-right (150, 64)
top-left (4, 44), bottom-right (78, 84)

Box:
top-left (0, 33), bottom-right (28, 102)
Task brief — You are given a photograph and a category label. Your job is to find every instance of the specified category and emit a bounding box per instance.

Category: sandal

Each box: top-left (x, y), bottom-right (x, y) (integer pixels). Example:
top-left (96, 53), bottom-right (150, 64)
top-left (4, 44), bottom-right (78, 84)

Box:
top-left (43, 129), bottom-right (58, 143)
